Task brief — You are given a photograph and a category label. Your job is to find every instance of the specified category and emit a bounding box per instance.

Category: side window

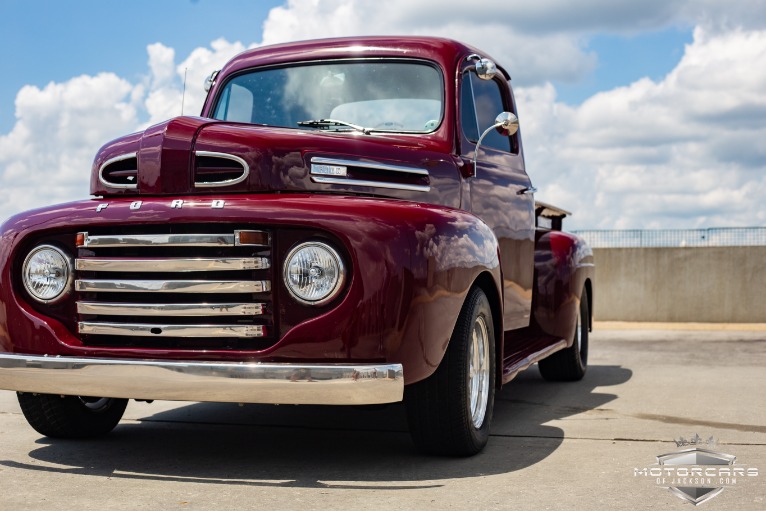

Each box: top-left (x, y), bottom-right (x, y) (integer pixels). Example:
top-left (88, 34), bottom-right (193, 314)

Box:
top-left (213, 83), bottom-right (254, 123)
top-left (469, 74), bottom-right (511, 153)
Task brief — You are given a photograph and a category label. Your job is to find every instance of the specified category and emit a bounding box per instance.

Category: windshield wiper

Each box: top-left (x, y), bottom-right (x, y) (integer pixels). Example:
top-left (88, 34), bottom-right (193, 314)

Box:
top-left (297, 119), bottom-right (371, 135)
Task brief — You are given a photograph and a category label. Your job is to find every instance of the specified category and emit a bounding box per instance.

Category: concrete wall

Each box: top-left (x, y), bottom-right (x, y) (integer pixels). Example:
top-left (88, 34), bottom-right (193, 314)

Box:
top-left (592, 247), bottom-right (766, 323)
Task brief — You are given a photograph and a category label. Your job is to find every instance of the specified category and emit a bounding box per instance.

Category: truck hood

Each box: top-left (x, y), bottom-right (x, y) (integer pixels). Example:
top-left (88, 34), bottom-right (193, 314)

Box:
top-left (91, 116), bottom-right (455, 200)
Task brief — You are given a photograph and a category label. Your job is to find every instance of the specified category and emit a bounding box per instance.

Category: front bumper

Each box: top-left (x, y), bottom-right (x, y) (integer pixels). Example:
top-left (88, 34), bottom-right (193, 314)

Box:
top-left (0, 354), bottom-right (403, 405)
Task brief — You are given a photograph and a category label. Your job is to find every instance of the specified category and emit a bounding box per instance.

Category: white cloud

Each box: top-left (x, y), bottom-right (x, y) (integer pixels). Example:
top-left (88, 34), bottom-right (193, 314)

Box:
top-left (0, 39), bottom-right (245, 222)
top-left (1, 2), bottom-right (765, 231)
top-left (522, 27), bottom-right (766, 228)
top-left (259, 0), bottom-right (766, 86)
top-left (144, 39), bottom-right (246, 126)
top-left (0, 73), bottom-right (139, 218)
top-left (261, 0), bottom-right (599, 85)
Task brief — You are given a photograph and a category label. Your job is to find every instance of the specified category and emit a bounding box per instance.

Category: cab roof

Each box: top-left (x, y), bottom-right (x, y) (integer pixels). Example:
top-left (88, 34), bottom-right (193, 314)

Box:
top-left (217, 36), bottom-right (509, 79)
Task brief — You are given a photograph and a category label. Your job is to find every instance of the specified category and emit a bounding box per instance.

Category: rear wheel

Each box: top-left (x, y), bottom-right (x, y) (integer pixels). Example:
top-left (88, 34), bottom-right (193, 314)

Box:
top-left (17, 393), bottom-right (128, 438)
top-left (405, 287), bottom-right (496, 456)
top-left (539, 287), bottom-right (589, 381)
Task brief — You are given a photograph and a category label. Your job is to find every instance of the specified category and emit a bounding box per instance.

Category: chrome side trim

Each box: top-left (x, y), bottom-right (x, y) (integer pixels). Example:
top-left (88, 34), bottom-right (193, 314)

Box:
top-left (79, 233), bottom-right (238, 247)
top-left (75, 280), bottom-right (271, 293)
top-left (98, 152), bottom-right (138, 190)
top-left (78, 322), bottom-right (265, 338)
top-left (76, 257), bottom-right (270, 272)
top-left (77, 302), bottom-right (265, 316)
top-left (194, 151), bottom-right (250, 188)
top-left (311, 156), bottom-right (429, 176)
top-left (310, 162), bottom-right (348, 177)
top-left (0, 354), bottom-right (404, 405)
top-left (311, 176), bottom-right (430, 193)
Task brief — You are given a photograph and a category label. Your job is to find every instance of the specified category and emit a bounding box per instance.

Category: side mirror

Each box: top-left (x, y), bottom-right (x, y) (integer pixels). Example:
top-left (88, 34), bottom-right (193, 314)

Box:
top-left (493, 111), bottom-right (519, 136)
top-left (204, 70), bottom-right (219, 92)
top-left (475, 58), bottom-right (497, 80)
top-left (465, 54), bottom-right (498, 80)
top-left (472, 112), bottom-right (519, 175)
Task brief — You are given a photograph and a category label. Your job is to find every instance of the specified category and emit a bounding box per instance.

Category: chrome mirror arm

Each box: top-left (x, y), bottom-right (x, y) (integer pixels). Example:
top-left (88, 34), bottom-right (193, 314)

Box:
top-left (471, 112), bottom-right (519, 178)
top-left (472, 122), bottom-right (502, 174)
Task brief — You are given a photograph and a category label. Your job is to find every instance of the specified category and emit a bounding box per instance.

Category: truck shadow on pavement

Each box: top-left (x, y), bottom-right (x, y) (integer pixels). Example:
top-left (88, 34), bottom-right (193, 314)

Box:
top-left (3, 364), bottom-right (631, 489)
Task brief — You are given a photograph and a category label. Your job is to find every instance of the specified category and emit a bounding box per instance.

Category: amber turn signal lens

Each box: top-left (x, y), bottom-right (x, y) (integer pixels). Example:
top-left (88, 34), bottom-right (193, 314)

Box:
top-left (235, 230), bottom-right (270, 246)
top-left (75, 232), bottom-right (86, 247)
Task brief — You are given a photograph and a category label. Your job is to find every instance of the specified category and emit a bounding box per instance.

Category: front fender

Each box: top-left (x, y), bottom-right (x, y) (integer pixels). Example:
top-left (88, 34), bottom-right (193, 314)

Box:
top-left (389, 205), bottom-right (502, 384)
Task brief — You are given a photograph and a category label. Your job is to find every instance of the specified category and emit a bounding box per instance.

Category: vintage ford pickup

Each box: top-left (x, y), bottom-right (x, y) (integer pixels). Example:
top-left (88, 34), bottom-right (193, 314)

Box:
top-left (0, 36), bottom-right (593, 455)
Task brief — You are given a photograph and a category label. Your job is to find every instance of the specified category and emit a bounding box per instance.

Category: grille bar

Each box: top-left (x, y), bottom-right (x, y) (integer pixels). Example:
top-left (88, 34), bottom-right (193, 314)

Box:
top-left (75, 279), bottom-right (271, 294)
top-left (75, 228), bottom-right (273, 343)
top-left (78, 231), bottom-right (269, 248)
top-left (77, 302), bottom-right (266, 317)
top-left (78, 322), bottom-right (266, 338)
top-left (76, 257), bottom-right (270, 272)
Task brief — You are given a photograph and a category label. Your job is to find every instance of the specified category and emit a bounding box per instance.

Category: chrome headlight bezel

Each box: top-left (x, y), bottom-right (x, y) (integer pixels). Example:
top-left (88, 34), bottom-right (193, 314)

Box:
top-left (21, 244), bottom-right (73, 304)
top-left (283, 241), bottom-right (346, 306)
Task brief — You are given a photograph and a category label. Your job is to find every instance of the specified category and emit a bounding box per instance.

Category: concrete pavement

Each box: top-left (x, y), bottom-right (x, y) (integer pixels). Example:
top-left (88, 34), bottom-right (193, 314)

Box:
top-left (0, 327), bottom-right (764, 510)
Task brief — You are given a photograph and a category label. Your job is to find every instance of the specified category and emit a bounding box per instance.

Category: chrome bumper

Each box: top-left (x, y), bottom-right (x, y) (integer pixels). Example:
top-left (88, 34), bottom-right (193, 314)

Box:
top-left (0, 354), bottom-right (403, 405)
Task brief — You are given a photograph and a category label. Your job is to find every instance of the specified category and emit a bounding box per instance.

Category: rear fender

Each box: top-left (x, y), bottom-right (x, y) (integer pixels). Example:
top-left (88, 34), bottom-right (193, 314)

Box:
top-left (532, 230), bottom-right (594, 345)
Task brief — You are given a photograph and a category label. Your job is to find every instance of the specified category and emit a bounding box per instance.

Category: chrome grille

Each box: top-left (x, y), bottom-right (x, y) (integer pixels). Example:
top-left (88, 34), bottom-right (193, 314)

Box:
top-left (75, 229), bottom-right (273, 349)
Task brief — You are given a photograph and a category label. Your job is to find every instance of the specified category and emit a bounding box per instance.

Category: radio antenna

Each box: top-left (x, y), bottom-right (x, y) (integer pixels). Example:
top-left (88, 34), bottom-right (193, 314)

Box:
top-left (181, 67), bottom-right (188, 115)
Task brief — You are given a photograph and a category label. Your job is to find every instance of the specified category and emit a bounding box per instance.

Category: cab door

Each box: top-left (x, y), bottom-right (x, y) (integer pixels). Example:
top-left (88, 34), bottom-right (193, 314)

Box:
top-left (458, 65), bottom-right (535, 330)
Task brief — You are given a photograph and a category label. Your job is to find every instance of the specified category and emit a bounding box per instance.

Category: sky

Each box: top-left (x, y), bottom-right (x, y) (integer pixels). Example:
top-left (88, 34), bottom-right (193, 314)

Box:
top-left (1, 0), bottom-right (765, 230)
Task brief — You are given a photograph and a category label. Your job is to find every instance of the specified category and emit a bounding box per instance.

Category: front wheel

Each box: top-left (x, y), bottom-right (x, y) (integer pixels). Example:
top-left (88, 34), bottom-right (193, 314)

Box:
top-left (538, 287), bottom-right (589, 381)
top-left (405, 287), bottom-right (496, 456)
top-left (17, 393), bottom-right (128, 438)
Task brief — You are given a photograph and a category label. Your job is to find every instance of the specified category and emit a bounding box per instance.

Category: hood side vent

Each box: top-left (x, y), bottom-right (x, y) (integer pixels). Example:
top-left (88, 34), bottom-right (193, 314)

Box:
top-left (195, 151), bottom-right (249, 188)
top-left (99, 153), bottom-right (138, 189)
top-left (310, 156), bottom-right (430, 193)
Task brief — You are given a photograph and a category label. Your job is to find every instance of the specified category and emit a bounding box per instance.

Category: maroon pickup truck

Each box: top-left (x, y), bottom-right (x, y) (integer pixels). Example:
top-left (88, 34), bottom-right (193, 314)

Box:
top-left (0, 36), bottom-right (593, 456)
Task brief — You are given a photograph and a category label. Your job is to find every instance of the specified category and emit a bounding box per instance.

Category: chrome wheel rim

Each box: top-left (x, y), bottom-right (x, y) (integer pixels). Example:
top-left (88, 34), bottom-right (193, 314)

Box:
top-left (575, 314), bottom-right (582, 354)
top-left (468, 314), bottom-right (490, 429)
top-left (78, 397), bottom-right (111, 411)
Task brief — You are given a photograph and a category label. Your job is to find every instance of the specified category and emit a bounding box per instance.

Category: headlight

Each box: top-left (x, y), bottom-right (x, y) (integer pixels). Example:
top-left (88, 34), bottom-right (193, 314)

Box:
top-left (284, 242), bottom-right (346, 306)
top-left (22, 245), bottom-right (73, 304)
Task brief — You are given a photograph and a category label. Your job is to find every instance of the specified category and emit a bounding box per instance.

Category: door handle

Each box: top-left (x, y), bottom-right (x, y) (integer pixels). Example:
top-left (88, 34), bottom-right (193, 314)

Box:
top-left (517, 186), bottom-right (537, 195)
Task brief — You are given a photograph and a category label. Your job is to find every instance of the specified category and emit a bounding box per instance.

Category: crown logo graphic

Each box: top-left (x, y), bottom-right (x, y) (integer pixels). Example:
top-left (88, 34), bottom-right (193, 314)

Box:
top-left (674, 433), bottom-right (717, 448)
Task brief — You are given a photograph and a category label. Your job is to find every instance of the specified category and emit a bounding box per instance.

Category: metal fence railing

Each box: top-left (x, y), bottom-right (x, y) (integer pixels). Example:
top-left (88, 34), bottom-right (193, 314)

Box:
top-left (571, 228), bottom-right (766, 248)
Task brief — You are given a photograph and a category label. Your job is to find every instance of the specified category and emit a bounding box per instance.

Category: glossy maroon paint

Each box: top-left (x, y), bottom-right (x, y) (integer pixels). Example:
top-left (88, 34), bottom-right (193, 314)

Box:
top-left (91, 38), bottom-right (525, 326)
top-left (0, 195), bottom-right (500, 384)
top-left (1, 36), bottom-right (594, 389)
top-left (532, 229), bottom-right (595, 339)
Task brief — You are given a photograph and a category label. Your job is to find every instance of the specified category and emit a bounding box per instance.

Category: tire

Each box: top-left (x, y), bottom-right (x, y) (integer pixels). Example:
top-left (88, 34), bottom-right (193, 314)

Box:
top-left (17, 393), bottom-right (128, 439)
top-left (405, 287), bottom-right (496, 456)
top-left (538, 287), bottom-right (589, 381)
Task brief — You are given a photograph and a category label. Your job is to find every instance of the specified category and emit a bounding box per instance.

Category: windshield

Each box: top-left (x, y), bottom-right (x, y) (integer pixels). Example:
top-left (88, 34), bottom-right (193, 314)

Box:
top-left (212, 60), bottom-right (443, 133)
